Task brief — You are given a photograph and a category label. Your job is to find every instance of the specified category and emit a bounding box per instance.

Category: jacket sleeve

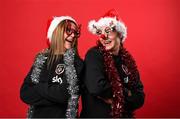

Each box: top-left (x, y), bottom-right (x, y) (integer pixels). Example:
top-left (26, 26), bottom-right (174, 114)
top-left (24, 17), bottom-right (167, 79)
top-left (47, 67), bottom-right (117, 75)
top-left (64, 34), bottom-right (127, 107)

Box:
top-left (74, 54), bottom-right (84, 95)
top-left (20, 66), bottom-right (54, 106)
top-left (35, 79), bottom-right (70, 104)
top-left (124, 72), bottom-right (145, 111)
top-left (20, 53), bottom-right (71, 105)
top-left (21, 66), bottom-right (71, 105)
top-left (84, 48), bottom-right (113, 99)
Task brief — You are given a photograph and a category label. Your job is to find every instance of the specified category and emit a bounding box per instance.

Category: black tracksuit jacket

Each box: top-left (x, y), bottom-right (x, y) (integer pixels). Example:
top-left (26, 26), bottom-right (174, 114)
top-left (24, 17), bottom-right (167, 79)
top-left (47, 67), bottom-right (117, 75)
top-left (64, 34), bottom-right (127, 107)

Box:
top-left (80, 47), bottom-right (145, 118)
top-left (20, 52), bottom-right (83, 118)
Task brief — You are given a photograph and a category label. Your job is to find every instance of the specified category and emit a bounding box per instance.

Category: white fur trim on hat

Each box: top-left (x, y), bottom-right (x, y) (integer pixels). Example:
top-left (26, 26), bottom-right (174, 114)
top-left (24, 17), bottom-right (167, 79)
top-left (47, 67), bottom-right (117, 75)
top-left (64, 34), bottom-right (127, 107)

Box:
top-left (47, 16), bottom-right (77, 42)
top-left (88, 17), bottom-right (127, 43)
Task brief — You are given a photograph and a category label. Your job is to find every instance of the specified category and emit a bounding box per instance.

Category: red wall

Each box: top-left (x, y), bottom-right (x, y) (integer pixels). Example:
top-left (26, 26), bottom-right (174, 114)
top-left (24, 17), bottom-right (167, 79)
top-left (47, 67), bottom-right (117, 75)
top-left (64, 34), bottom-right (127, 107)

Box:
top-left (0, 0), bottom-right (180, 117)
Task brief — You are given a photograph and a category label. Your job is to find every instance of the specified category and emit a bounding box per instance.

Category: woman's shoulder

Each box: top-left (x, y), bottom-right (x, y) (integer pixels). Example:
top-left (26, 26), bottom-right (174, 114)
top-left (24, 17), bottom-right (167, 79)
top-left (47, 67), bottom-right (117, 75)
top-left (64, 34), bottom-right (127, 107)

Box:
top-left (33, 48), bottom-right (49, 64)
top-left (85, 46), bottom-right (103, 61)
top-left (35, 48), bottom-right (49, 57)
top-left (86, 46), bottom-right (99, 54)
top-left (74, 54), bottom-right (84, 67)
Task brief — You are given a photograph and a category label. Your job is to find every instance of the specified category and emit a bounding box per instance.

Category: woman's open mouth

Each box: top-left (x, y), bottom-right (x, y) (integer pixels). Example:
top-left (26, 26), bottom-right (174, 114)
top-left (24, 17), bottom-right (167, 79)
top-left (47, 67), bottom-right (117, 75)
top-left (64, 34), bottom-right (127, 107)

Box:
top-left (65, 38), bottom-right (74, 43)
top-left (104, 39), bottom-right (112, 45)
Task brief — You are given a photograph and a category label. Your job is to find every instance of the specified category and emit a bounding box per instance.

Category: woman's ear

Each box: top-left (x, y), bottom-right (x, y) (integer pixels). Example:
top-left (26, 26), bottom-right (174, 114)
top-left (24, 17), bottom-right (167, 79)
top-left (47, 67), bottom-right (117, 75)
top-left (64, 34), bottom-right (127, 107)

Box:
top-left (117, 33), bottom-right (123, 47)
top-left (117, 32), bottom-right (123, 40)
top-left (117, 33), bottom-right (124, 45)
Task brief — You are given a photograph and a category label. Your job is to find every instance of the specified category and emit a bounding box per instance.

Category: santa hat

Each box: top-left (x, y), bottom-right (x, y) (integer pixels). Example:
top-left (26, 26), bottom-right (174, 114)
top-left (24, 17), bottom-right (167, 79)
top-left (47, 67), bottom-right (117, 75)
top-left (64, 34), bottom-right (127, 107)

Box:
top-left (88, 9), bottom-right (127, 43)
top-left (47, 16), bottom-right (77, 43)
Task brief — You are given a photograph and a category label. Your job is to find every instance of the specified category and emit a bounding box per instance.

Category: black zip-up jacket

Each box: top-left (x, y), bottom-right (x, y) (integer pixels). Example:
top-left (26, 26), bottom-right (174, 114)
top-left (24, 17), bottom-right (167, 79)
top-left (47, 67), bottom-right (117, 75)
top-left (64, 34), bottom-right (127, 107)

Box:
top-left (80, 47), bottom-right (145, 118)
top-left (20, 51), bottom-right (83, 118)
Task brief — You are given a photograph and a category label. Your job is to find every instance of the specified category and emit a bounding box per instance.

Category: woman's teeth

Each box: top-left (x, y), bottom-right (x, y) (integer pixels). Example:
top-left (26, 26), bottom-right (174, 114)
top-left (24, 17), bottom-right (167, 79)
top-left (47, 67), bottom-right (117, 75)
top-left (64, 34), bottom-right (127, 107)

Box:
top-left (104, 40), bottom-right (111, 44)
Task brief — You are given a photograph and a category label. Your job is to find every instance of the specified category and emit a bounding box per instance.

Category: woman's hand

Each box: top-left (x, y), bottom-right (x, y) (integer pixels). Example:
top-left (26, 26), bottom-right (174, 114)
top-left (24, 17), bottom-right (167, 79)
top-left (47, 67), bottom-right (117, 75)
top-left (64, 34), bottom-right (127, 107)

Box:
top-left (97, 96), bottom-right (113, 104)
top-left (97, 90), bottom-right (132, 104)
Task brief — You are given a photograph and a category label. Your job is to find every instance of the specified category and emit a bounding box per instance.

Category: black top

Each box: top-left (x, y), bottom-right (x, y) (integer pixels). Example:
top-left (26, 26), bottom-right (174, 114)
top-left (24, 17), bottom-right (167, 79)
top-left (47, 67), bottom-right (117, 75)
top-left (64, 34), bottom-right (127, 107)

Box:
top-left (80, 47), bottom-right (145, 118)
top-left (20, 52), bottom-right (83, 118)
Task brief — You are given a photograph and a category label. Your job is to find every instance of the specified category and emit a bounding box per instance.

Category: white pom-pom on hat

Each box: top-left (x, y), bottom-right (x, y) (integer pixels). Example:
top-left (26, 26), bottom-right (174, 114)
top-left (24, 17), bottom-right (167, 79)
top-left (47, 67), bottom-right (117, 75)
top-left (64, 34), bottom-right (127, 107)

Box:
top-left (88, 9), bottom-right (127, 43)
top-left (47, 16), bottom-right (77, 42)
top-left (88, 20), bottom-right (97, 34)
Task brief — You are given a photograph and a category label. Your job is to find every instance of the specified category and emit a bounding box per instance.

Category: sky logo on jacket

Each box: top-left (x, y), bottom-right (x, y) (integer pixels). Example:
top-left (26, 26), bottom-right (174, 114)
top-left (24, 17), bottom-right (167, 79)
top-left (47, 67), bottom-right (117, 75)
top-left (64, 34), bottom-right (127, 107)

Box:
top-left (52, 64), bottom-right (65, 84)
top-left (52, 75), bottom-right (63, 84)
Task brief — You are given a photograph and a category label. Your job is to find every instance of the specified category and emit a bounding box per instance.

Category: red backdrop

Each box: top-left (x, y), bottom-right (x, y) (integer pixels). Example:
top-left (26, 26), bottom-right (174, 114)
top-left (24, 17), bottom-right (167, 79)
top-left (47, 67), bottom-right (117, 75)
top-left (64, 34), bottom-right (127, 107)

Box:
top-left (0, 0), bottom-right (180, 117)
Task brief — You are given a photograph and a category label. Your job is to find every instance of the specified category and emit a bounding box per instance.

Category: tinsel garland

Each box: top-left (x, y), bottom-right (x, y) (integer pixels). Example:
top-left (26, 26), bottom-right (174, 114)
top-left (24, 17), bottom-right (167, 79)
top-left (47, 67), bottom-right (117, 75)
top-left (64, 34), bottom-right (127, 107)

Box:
top-left (28, 48), bottom-right (79, 118)
top-left (64, 48), bottom-right (79, 119)
top-left (97, 42), bottom-right (138, 118)
top-left (31, 49), bottom-right (48, 84)
top-left (28, 48), bottom-right (49, 118)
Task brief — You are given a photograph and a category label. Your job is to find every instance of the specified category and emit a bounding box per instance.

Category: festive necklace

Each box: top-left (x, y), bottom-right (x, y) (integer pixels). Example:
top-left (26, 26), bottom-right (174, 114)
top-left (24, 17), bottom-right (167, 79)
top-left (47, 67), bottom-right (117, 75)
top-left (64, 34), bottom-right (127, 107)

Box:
top-left (97, 42), bottom-right (138, 117)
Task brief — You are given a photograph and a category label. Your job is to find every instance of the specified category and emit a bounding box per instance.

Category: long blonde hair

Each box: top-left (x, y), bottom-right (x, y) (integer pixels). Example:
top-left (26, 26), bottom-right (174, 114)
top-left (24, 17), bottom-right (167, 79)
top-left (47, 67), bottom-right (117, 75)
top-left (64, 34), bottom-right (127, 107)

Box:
top-left (47, 20), bottom-right (79, 69)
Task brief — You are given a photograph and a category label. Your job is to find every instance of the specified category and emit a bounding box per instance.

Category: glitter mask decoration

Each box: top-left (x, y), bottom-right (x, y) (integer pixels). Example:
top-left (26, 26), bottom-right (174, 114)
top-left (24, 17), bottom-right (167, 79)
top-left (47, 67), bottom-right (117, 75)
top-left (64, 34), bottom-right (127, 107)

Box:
top-left (65, 20), bottom-right (81, 38)
top-left (88, 9), bottom-right (127, 43)
top-left (94, 26), bottom-right (116, 40)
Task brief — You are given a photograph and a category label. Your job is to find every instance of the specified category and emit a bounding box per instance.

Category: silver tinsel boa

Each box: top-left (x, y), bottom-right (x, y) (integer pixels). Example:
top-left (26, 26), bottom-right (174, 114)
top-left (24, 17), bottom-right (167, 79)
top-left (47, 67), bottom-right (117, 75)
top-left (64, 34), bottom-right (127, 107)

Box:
top-left (64, 48), bottom-right (79, 118)
top-left (28, 49), bottom-right (48, 118)
top-left (27, 48), bottom-right (79, 118)
top-left (31, 49), bottom-right (48, 84)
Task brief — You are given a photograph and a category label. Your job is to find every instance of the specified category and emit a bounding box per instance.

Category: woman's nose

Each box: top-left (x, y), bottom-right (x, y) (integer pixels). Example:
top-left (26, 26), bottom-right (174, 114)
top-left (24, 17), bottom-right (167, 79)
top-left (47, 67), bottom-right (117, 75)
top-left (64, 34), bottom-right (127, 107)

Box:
top-left (100, 34), bottom-right (108, 40)
top-left (100, 34), bottom-right (105, 39)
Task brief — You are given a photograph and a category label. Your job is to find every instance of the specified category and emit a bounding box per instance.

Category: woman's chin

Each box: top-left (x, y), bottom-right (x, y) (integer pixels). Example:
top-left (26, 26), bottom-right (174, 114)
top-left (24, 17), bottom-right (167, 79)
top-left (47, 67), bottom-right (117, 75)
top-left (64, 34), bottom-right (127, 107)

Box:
top-left (64, 42), bottom-right (73, 49)
top-left (105, 46), bottom-right (113, 51)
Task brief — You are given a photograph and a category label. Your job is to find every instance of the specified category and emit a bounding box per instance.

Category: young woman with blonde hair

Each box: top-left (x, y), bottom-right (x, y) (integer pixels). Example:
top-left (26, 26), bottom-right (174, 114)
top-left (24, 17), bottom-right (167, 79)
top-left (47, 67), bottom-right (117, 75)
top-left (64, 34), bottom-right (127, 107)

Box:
top-left (20, 16), bottom-right (83, 118)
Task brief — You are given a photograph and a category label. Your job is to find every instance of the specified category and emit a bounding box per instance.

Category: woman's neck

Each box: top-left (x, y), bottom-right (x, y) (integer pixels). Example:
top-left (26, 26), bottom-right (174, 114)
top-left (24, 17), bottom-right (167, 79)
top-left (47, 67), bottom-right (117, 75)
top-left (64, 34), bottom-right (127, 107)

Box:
top-left (112, 43), bottom-right (120, 56)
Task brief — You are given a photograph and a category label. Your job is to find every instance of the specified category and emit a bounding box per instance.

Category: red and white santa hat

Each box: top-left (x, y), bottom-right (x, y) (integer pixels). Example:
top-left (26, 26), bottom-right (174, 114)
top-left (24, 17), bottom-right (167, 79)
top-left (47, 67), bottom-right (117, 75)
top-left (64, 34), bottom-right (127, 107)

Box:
top-left (47, 16), bottom-right (77, 43)
top-left (88, 9), bottom-right (127, 43)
